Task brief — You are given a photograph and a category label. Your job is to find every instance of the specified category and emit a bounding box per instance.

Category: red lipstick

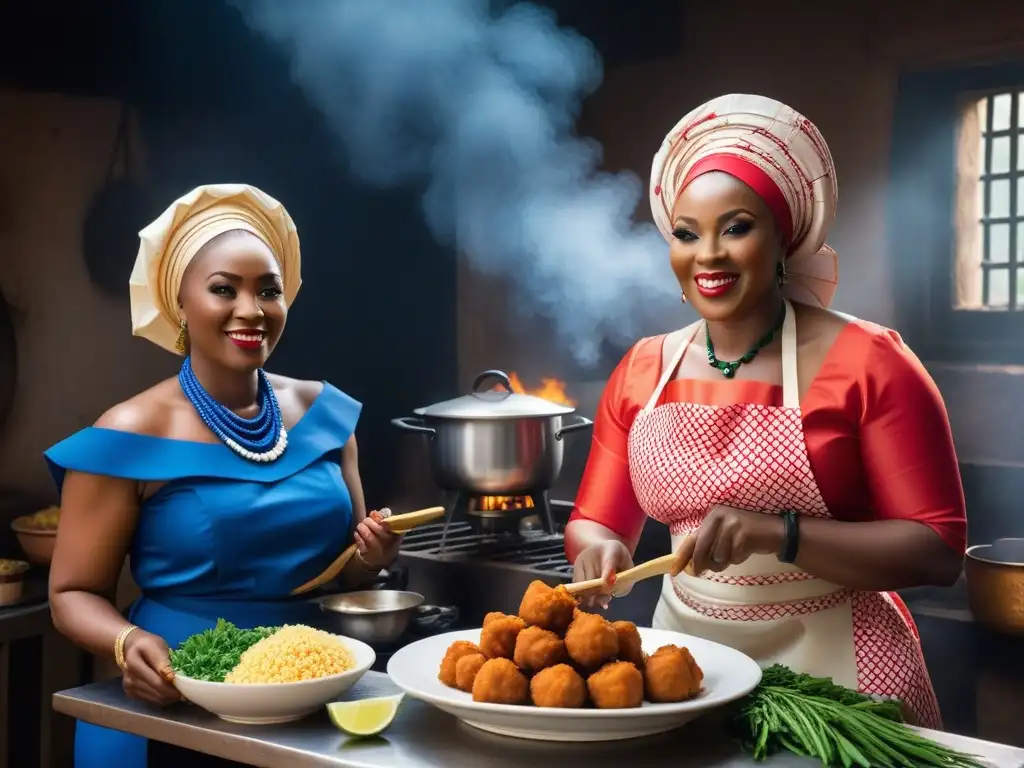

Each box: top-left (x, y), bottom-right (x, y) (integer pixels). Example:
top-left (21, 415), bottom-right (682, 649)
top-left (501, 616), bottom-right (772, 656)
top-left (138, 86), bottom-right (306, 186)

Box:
top-left (225, 330), bottom-right (266, 351)
top-left (694, 272), bottom-right (739, 298)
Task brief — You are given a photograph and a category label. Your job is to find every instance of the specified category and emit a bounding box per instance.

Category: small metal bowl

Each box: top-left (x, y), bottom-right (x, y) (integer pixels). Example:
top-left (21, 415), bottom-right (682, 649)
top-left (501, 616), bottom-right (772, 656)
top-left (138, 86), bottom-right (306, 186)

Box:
top-left (318, 590), bottom-right (427, 645)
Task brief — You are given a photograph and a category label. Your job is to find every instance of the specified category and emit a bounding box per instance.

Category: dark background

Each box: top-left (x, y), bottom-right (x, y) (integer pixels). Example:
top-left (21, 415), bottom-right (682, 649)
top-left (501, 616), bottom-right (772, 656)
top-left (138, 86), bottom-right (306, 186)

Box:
top-left (0, 0), bottom-right (681, 503)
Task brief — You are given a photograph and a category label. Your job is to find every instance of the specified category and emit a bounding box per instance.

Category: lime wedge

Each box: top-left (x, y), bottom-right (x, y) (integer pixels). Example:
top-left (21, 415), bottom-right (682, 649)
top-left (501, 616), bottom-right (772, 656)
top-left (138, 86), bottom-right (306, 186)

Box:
top-left (327, 694), bottom-right (404, 737)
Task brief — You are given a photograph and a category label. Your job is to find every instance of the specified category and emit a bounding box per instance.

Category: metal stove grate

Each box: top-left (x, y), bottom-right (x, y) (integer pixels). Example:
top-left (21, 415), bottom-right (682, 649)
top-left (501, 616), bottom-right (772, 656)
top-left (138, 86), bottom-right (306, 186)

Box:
top-left (399, 521), bottom-right (573, 575)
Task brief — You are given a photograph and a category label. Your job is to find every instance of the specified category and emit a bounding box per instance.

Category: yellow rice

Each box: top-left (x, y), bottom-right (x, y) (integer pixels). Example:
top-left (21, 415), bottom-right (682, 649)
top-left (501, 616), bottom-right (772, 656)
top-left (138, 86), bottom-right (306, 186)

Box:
top-left (224, 625), bottom-right (355, 684)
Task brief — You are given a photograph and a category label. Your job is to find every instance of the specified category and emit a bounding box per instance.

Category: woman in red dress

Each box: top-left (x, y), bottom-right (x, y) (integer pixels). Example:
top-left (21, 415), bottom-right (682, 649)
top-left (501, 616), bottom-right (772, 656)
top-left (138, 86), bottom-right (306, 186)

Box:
top-left (564, 94), bottom-right (966, 728)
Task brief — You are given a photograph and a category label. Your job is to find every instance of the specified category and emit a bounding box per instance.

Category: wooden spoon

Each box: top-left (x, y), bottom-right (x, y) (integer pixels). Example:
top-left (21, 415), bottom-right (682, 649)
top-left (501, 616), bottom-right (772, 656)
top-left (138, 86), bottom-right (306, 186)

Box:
top-left (565, 546), bottom-right (695, 598)
top-left (290, 506), bottom-right (445, 596)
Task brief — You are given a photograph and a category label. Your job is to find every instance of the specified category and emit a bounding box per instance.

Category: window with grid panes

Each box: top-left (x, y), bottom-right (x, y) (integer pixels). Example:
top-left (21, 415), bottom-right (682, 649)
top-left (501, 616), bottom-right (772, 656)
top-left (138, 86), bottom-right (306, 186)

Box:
top-left (954, 91), bottom-right (1024, 310)
top-left (891, 62), bottom-right (1024, 364)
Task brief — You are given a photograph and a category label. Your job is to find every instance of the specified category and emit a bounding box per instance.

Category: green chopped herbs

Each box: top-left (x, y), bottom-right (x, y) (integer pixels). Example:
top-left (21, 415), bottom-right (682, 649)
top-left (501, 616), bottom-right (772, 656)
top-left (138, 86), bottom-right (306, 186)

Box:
top-left (731, 665), bottom-right (987, 768)
top-left (169, 619), bottom-right (279, 682)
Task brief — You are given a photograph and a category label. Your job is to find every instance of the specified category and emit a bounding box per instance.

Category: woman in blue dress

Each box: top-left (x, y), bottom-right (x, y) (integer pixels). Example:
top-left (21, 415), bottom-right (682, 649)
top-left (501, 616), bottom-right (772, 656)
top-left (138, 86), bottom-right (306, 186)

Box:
top-left (44, 183), bottom-right (400, 768)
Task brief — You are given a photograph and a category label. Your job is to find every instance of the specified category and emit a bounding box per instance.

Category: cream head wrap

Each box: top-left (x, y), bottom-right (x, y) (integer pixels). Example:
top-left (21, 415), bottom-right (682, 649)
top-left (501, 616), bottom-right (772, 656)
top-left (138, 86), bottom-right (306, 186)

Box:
top-left (129, 183), bottom-right (302, 354)
top-left (650, 94), bottom-right (839, 308)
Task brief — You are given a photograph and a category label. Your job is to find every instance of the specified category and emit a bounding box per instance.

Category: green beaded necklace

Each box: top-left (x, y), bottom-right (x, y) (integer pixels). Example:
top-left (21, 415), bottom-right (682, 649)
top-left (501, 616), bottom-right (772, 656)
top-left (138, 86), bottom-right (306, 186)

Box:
top-left (705, 302), bottom-right (787, 379)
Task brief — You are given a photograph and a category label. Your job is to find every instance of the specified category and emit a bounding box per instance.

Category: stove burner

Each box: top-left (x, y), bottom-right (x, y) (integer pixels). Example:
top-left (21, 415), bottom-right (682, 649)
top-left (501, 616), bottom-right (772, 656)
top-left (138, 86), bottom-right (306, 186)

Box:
top-left (437, 489), bottom-right (558, 552)
top-left (399, 520), bottom-right (572, 575)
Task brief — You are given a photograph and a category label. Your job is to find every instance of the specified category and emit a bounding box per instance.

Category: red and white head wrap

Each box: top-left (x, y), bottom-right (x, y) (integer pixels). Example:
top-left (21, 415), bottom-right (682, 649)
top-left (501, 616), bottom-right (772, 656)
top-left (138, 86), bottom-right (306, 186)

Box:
top-left (650, 94), bottom-right (839, 308)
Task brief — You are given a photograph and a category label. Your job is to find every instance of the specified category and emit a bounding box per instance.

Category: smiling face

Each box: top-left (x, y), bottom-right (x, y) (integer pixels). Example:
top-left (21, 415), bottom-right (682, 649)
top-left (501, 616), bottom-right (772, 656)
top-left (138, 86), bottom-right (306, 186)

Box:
top-left (669, 171), bottom-right (786, 322)
top-left (177, 230), bottom-right (287, 372)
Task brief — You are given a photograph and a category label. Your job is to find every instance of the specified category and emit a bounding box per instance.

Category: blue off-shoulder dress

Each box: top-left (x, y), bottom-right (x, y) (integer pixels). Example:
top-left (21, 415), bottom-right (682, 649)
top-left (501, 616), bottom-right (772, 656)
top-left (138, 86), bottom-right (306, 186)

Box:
top-left (44, 383), bottom-right (360, 768)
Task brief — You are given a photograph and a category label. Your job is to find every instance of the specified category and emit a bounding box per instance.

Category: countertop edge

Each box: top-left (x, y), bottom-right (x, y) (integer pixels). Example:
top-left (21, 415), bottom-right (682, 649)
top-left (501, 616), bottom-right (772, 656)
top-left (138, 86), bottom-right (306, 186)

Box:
top-left (52, 692), bottom-right (341, 768)
top-left (52, 672), bottom-right (1024, 768)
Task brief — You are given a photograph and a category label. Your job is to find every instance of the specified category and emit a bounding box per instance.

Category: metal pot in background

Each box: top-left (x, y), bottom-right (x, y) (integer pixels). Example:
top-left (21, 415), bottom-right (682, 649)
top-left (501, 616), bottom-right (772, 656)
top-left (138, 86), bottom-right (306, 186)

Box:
top-left (965, 538), bottom-right (1024, 635)
top-left (392, 369), bottom-right (593, 495)
top-left (317, 590), bottom-right (459, 646)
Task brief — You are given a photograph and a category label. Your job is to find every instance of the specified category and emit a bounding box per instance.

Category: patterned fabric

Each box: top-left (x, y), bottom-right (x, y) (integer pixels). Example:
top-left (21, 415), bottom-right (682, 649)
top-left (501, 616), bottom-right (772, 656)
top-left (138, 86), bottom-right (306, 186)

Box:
top-left (130, 184), bottom-right (302, 354)
top-left (567, 323), bottom-right (968, 555)
top-left (853, 592), bottom-right (942, 728)
top-left (628, 402), bottom-right (830, 528)
top-left (648, 94), bottom-right (839, 308)
top-left (626, 322), bottom-right (941, 728)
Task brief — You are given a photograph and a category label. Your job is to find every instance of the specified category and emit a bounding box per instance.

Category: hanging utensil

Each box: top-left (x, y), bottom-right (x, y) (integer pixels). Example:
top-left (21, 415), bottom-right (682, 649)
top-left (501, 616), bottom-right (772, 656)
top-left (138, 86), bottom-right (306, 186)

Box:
top-left (82, 103), bottom-right (153, 297)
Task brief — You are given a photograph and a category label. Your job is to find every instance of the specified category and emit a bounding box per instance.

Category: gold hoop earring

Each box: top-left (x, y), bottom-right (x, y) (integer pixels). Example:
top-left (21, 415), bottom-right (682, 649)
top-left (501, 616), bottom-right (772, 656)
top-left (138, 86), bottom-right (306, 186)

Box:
top-left (175, 320), bottom-right (188, 355)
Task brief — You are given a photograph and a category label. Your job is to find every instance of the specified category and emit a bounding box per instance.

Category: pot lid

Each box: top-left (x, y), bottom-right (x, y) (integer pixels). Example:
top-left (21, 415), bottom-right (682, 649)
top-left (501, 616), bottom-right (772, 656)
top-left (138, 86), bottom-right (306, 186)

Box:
top-left (413, 370), bottom-right (574, 420)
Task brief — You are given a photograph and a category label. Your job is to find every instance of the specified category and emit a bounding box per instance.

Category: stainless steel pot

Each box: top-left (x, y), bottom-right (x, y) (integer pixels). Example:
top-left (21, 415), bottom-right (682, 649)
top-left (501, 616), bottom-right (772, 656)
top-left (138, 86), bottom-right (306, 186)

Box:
top-left (392, 369), bottom-right (593, 495)
top-left (965, 538), bottom-right (1024, 636)
top-left (317, 590), bottom-right (459, 645)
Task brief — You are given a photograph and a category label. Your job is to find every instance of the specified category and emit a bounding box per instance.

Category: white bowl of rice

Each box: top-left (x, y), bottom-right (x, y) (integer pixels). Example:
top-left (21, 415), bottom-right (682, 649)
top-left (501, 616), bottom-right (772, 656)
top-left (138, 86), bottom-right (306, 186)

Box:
top-left (173, 625), bottom-right (376, 724)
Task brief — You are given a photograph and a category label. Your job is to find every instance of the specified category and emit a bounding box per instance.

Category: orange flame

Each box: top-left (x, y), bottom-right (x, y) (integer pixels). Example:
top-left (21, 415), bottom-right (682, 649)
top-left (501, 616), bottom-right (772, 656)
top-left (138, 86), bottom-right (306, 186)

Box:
top-left (477, 495), bottom-right (536, 512)
top-left (504, 372), bottom-right (575, 406)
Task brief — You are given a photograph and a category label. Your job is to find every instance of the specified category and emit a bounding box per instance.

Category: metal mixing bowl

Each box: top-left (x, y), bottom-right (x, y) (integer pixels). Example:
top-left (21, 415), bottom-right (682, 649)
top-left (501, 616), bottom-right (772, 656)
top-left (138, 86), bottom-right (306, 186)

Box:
top-left (317, 590), bottom-right (426, 645)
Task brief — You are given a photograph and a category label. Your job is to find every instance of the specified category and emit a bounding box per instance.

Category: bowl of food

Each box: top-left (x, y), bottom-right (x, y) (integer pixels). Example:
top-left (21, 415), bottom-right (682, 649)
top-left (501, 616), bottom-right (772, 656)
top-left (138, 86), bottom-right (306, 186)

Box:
top-left (11, 506), bottom-right (60, 566)
top-left (386, 580), bottom-right (762, 742)
top-left (170, 620), bottom-right (376, 724)
top-left (0, 559), bottom-right (30, 606)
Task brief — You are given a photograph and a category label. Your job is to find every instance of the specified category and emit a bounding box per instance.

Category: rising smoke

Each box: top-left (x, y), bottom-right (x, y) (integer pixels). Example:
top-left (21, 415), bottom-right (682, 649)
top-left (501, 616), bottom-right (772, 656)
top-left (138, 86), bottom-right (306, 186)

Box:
top-left (231, 0), bottom-right (677, 367)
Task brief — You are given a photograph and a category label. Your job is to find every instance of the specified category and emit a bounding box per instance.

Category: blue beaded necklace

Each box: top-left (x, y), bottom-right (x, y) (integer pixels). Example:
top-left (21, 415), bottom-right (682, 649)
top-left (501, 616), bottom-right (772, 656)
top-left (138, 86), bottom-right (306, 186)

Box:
top-left (178, 357), bottom-right (288, 462)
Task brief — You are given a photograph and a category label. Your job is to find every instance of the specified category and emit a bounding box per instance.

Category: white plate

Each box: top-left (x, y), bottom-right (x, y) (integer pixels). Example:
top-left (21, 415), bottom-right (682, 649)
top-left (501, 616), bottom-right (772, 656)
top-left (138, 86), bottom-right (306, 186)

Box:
top-left (387, 627), bottom-right (761, 742)
top-left (173, 635), bottom-right (376, 724)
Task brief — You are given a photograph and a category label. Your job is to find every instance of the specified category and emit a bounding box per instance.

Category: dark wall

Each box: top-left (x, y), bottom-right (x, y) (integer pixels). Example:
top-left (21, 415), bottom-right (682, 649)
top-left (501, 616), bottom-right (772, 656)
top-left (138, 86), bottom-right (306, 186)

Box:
top-left (0, 0), bottom-right (459, 504)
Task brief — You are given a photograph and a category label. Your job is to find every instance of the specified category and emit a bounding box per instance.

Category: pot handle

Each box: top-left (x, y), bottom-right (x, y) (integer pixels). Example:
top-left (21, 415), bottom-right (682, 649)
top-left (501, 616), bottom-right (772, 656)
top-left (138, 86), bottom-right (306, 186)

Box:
top-left (555, 414), bottom-right (594, 440)
top-left (472, 369), bottom-right (513, 395)
top-left (391, 417), bottom-right (436, 437)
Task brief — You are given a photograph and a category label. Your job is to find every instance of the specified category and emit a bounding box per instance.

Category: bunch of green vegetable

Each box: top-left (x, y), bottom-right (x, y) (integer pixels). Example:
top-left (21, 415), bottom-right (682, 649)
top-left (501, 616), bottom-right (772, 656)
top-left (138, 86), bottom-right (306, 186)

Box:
top-left (169, 619), bottom-right (279, 682)
top-left (731, 665), bottom-right (986, 768)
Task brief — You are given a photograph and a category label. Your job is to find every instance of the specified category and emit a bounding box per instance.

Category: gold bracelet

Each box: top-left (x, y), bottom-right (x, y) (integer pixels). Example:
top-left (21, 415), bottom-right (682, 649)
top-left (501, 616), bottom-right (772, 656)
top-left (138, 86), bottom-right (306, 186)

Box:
top-left (114, 624), bottom-right (138, 671)
top-left (355, 551), bottom-right (379, 572)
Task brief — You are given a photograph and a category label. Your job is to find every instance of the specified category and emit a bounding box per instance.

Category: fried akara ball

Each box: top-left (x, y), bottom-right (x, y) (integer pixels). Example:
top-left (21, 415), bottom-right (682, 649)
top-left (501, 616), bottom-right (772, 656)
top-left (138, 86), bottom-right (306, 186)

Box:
top-left (472, 658), bottom-right (529, 705)
top-left (455, 652), bottom-right (487, 693)
top-left (611, 621), bottom-right (645, 670)
top-left (439, 640), bottom-right (482, 687)
top-left (644, 645), bottom-right (704, 703)
top-left (530, 664), bottom-right (587, 708)
top-left (564, 611), bottom-right (619, 670)
top-left (483, 611), bottom-right (505, 626)
top-left (518, 580), bottom-right (577, 634)
top-left (514, 626), bottom-right (567, 672)
top-left (587, 661), bottom-right (644, 709)
top-left (479, 614), bottom-right (526, 659)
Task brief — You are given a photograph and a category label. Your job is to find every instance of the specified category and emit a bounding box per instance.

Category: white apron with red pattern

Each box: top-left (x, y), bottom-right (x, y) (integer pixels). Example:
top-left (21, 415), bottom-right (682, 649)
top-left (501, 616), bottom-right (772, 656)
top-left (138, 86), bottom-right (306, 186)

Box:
top-left (626, 300), bottom-right (941, 728)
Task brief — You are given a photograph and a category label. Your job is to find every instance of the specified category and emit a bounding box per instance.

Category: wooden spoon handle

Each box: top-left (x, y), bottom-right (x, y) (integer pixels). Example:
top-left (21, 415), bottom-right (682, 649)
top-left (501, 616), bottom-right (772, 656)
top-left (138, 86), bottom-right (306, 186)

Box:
top-left (289, 505), bottom-right (446, 596)
top-left (384, 506), bottom-right (445, 533)
top-left (291, 543), bottom-right (358, 596)
top-left (564, 575), bottom-right (606, 595)
top-left (565, 548), bottom-right (694, 598)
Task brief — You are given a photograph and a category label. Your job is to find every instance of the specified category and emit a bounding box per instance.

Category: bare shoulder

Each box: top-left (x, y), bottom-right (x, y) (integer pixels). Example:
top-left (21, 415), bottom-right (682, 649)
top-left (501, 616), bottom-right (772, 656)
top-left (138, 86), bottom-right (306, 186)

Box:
top-left (94, 378), bottom-right (184, 438)
top-left (265, 373), bottom-right (326, 416)
top-left (268, 375), bottom-right (355, 458)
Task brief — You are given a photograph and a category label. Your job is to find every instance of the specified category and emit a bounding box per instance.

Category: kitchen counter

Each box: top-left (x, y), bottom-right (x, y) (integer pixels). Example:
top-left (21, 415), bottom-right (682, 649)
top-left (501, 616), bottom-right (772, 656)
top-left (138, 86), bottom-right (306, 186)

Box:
top-left (54, 673), bottom-right (1024, 768)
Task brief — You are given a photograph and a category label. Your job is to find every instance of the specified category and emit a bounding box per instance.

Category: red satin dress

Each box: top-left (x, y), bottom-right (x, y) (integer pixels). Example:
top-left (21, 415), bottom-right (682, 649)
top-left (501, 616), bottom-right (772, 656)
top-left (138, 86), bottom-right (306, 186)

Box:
top-left (568, 310), bottom-right (966, 727)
